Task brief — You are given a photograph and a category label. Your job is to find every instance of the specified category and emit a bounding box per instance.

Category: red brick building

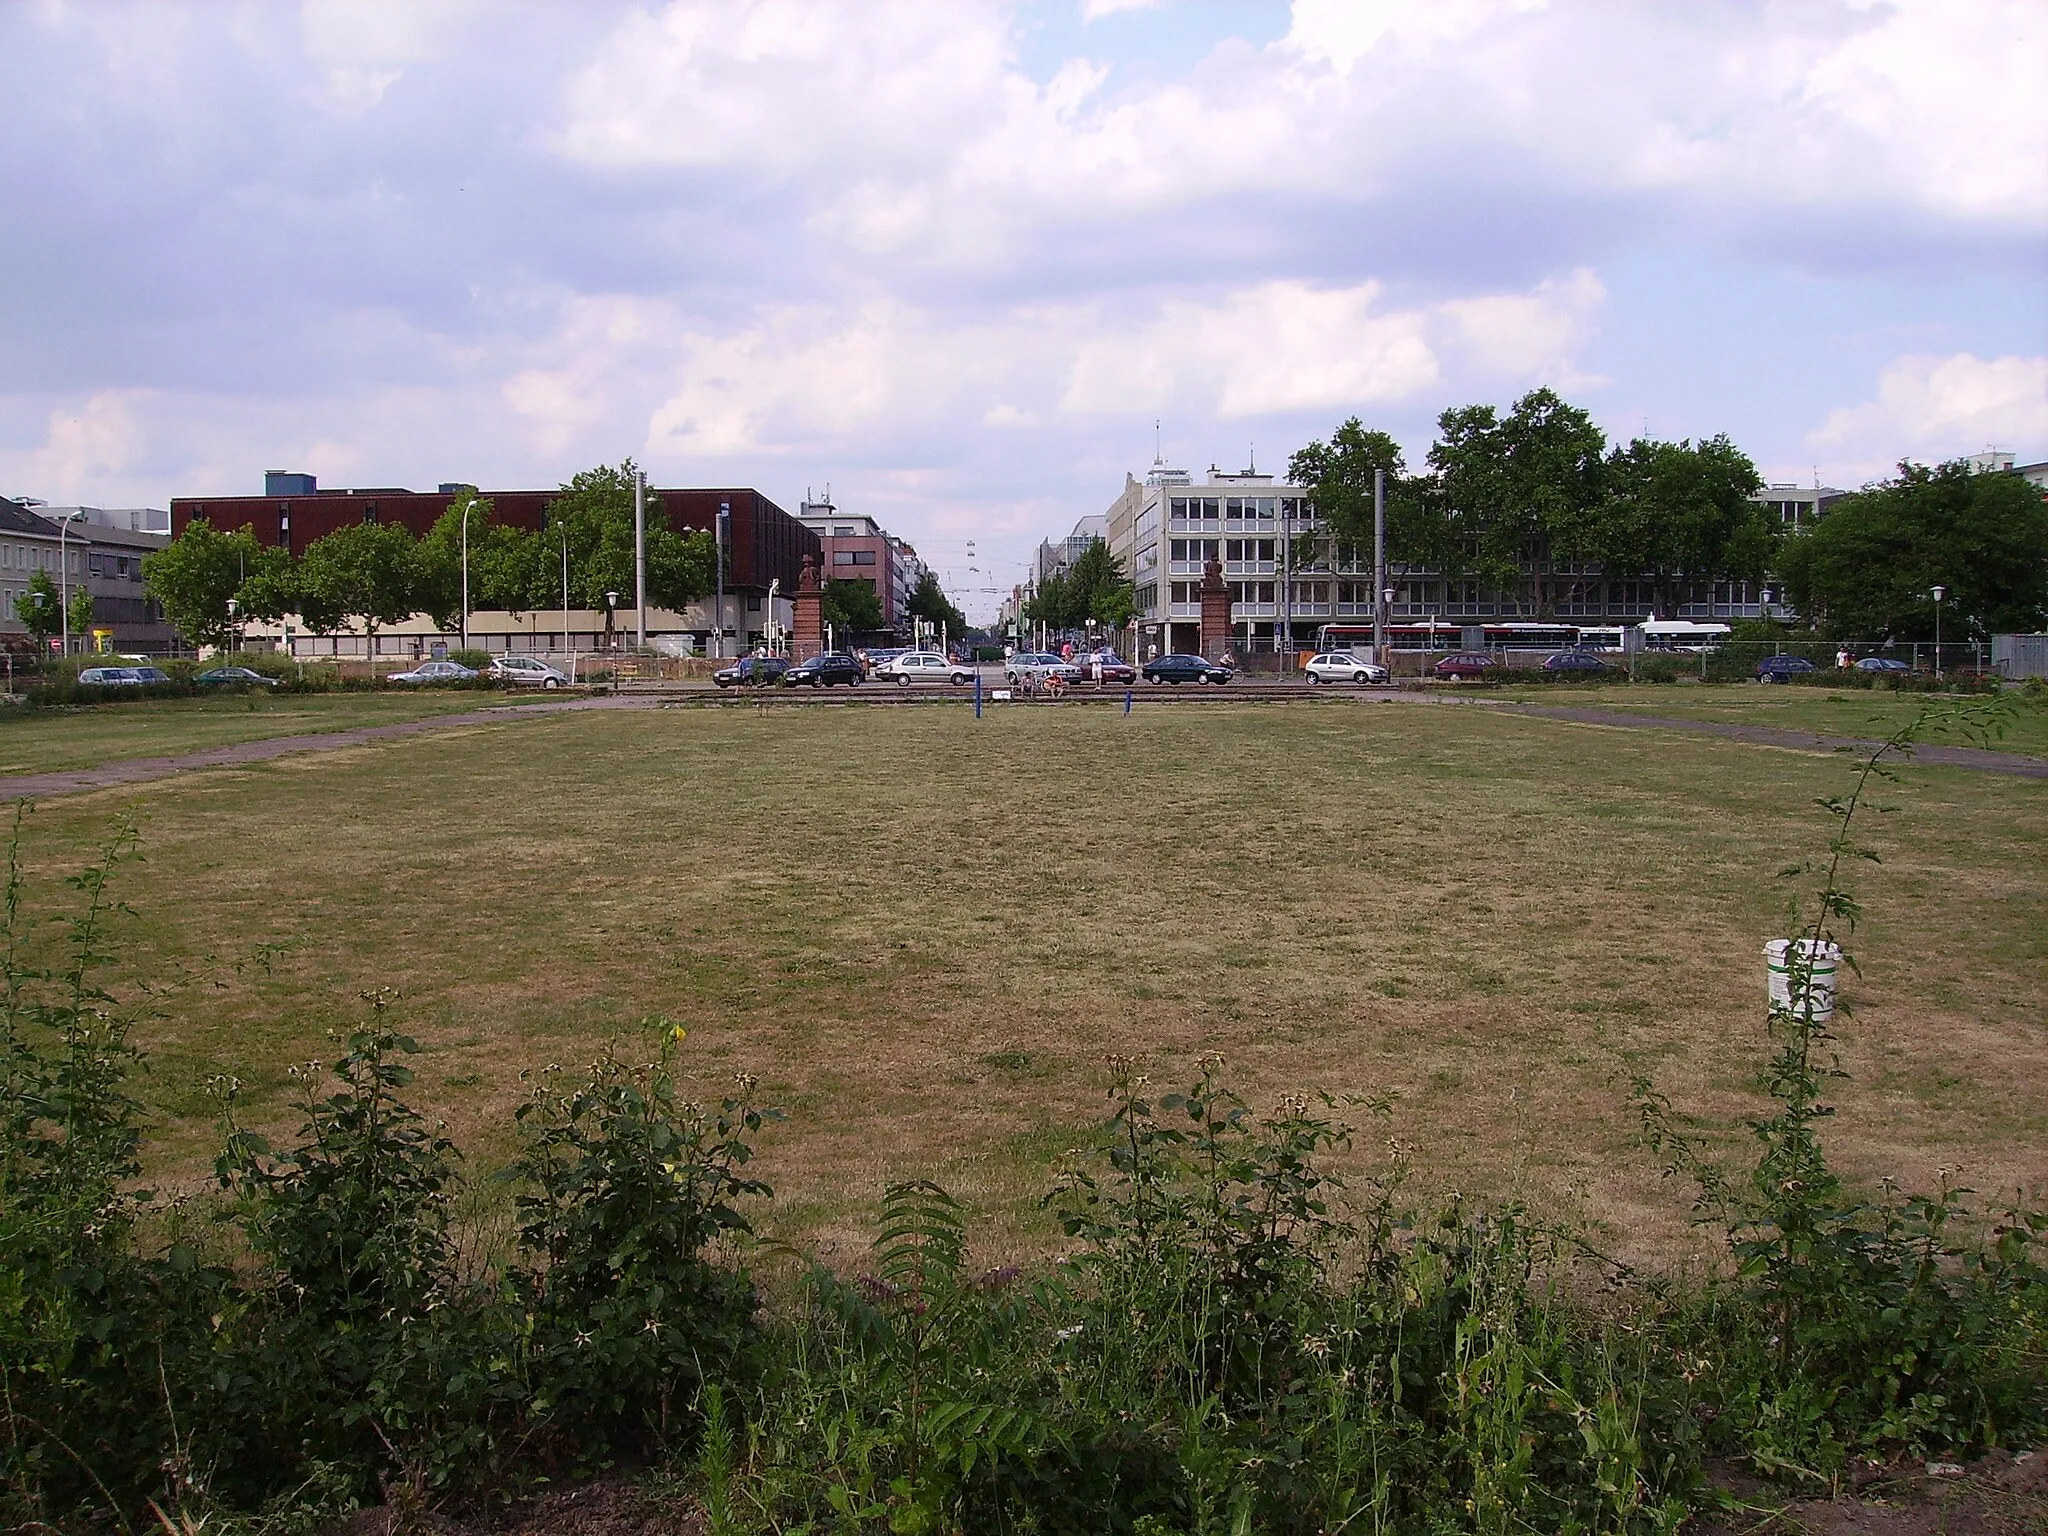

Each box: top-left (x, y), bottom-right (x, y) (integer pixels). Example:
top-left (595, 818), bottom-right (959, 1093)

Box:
top-left (169, 476), bottom-right (818, 600)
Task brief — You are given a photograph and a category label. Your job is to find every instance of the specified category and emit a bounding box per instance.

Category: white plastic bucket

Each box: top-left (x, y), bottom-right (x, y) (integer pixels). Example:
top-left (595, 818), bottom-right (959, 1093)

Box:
top-left (1765, 939), bottom-right (1840, 1023)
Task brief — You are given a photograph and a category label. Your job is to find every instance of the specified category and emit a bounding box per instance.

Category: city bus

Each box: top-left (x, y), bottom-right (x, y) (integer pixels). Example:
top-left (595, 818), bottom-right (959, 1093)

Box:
top-left (1637, 620), bottom-right (1731, 652)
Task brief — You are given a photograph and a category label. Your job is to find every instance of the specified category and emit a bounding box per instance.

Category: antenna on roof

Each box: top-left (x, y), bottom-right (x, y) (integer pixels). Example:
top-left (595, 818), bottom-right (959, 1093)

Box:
top-left (1153, 418), bottom-right (1162, 465)
top-left (1248, 442), bottom-right (1256, 474)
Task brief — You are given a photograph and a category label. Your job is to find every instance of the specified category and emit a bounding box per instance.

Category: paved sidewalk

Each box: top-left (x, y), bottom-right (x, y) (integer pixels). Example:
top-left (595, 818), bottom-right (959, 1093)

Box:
top-left (1475, 699), bottom-right (2048, 779)
top-left (0, 694), bottom-right (662, 801)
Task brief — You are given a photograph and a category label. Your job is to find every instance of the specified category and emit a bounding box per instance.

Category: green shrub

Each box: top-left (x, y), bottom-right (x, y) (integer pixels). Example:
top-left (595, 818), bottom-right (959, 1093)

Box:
top-left (507, 1029), bottom-right (779, 1462)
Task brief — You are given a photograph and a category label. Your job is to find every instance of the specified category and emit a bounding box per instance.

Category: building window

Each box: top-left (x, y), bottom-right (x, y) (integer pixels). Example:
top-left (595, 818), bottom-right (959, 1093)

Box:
top-left (852, 550), bottom-right (876, 565)
top-left (747, 596), bottom-right (762, 612)
top-left (833, 526), bottom-right (855, 536)
top-left (832, 551), bottom-right (856, 565)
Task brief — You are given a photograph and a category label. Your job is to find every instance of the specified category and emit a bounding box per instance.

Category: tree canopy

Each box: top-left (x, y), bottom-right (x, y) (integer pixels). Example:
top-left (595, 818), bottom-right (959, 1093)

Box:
top-left (1291, 391), bottom-right (1770, 616)
top-left (822, 578), bottom-right (885, 635)
top-left (141, 518), bottom-right (267, 649)
top-left (15, 570), bottom-right (58, 644)
top-left (1777, 460), bottom-right (2048, 639)
top-left (905, 569), bottom-right (967, 634)
top-left (1023, 540), bottom-right (1134, 631)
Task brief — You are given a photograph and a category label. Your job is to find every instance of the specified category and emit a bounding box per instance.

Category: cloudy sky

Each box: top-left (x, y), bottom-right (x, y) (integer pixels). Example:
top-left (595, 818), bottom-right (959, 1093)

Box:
top-left (2, 0), bottom-right (2043, 618)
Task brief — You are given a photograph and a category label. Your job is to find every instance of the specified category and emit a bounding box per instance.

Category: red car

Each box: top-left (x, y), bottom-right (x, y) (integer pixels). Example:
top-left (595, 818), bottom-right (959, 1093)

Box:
top-left (1433, 651), bottom-right (1496, 680)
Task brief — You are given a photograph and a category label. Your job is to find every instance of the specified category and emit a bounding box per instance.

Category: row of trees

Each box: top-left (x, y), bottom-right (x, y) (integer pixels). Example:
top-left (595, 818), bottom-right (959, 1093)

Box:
top-left (1288, 388), bottom-right (2048, 639)
top-left (1023, 539), bottom-right (1136, 631)
top-left (143, 463), bottom-right (716, 650)
top-left (1288, 389), bottom-right (1776, 619)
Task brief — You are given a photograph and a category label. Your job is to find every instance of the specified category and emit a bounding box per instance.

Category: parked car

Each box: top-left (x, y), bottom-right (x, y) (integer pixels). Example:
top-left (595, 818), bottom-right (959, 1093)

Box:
top-left (1076, 650), bottom-right (1138, 684)
top-left (388, 660), bottom-right (478, 684)
top-left (489, 655), bottom-right (571, 688)
top-left (872, 651), bottom-right (975, 686)
top-left (712, 656), bottom-right (790, 688)
top-left (1854, 656), bottom-right (1910, 675)
top-left (1756, 655), bottom-right (1818, 683)
top-left (1540, 650), bottom-right (1609, 674)
top-left (195, 666), bottom-right (277, 687)
top-left (76, 666), bottom-right (144, 686)
top-left (1141, 653), bottom-right (1233, 685)
top-left (784, 652), bottom-right (865, 687)
top-left (1006, 652), bottom-right (1071, 684)
top-left (1433, 652), bottom-right (1496, 680)
top-left (1304, 651), bottom-right (1389, 685)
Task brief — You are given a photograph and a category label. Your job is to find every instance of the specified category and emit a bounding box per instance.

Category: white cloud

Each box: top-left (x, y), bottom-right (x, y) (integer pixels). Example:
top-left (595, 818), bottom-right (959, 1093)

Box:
top-left (0, 391), bottom-right (151, 503)
top-left (1437, 268), bottom-right (1605, 390)
top-left (1081, 0), bottom-right (1167, 19)
top-left (1808, 353), bottom-right (2048, 476)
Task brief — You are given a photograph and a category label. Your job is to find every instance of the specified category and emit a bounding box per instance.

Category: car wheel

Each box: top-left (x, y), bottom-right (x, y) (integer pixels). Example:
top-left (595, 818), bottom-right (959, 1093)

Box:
top-left (1306, 672), bottom-right (1320, 685)
top-left (953, 673), bottom-right (971, 685)
top-left (543, 677), bottom-right (562, 689)
top-left (896, 674), bottom-right (910, 687)
top-left (1352, 671), bottom-right (1367, 684)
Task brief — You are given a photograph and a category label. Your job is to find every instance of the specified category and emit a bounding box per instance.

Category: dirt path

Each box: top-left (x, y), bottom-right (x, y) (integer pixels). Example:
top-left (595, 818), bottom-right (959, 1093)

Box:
top-left (0, 694), bottom-right (662, 801)
top-left (1464, 698), bottom-right (2048, 779)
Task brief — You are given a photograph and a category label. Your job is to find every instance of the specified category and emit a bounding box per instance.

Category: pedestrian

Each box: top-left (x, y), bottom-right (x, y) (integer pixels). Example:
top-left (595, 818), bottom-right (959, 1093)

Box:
top-left (1836, 648), bottom-right (1850, 670)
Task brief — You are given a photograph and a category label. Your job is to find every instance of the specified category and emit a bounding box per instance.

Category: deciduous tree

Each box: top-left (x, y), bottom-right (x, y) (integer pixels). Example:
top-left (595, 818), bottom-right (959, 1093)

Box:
top-left (295, 522), bottom-right (422, 657)
top-left (141, 518), bottom-right (266, 649)
top-left (1778, 460), bottom-right (2048, 638)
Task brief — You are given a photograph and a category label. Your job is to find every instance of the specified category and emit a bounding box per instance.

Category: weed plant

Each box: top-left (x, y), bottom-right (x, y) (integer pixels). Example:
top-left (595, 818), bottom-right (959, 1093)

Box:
top-left (0, 699), bottom-right (2043, 1533)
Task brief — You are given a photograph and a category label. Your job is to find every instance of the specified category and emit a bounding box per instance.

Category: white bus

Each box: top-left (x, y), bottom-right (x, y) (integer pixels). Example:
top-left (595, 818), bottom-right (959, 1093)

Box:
top-left (1637, 620), bottom-right (1731, 653)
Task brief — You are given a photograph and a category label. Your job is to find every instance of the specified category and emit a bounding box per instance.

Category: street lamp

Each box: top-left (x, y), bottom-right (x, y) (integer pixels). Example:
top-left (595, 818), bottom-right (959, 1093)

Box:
top-left (227, 597), bottom-right (240, 655)
top-left (459, 494), bottom-right (472, 651)
top-left (604, 589), bottom-right (619, 649)
top-left (54, 509), bottom-right (86, 656)
top-left (1931, 584), bottom-right (1946, 680)
top-left (715, 501), bottom-right (731, 659)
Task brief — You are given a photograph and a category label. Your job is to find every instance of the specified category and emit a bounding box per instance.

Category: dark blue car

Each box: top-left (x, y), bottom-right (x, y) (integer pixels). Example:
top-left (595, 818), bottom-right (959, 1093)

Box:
top-left (1757, 655), bottom-right (1818, 683)
top-left (1541, 650), bottom-right (1608, 673)
top-left (1141, 653), bottom-right (1233, 685)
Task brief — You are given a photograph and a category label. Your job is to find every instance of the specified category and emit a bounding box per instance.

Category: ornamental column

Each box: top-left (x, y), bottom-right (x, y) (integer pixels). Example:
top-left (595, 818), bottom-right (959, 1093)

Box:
top-left (1198, 555), bottom-right (1232, 661)
top-left (793, 553), bottom-right (825, 659)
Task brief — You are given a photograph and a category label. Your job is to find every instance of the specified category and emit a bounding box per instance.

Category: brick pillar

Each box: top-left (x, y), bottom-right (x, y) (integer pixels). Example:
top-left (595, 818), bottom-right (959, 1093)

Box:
top-left (793, 554), bottom-right (825, 659)
top-left (1198, 556), bottom-right (1232, 661)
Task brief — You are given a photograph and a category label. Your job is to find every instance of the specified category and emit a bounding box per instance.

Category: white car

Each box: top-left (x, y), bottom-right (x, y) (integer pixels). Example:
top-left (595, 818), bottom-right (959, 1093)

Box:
top-left (387, 660), bottom-right (477, 685)
top-left (489, 655), bottom-right (571, 688)
top-left (1304, 651), bottom-right (1390, 685)
top-left (1004, 652), bottom-right (1080, 685)
top-left (873, 650), bottom-right (975, 686)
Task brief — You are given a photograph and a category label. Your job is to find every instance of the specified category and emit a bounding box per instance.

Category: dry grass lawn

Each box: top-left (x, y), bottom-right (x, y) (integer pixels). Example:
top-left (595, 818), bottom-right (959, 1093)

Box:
top-left (0, 690), bottom-right (546, 777)
top-left (1493, 681), bottom-right (2048, 757)
top-left (13, 696), bottom-right (2044, 1270)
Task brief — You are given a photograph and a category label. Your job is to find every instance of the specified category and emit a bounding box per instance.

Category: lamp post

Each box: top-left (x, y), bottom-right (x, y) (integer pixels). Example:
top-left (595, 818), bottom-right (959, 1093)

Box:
top-left (715, 501), bottom-right (730, 658)
top-left (633, 469), bottom-right (646, 649)
top-left (1932, 584), bottom-right (1946, 680)
top-left (604, 589), bottom-right (619, 650)
top-left (55, 509), bottom-right (85, 656)
top-left (1372, 467), bottom-right (1387, 663)
top-left (459, 494), bottom-right (472, 651)
top-left (559, 522), bottom-right (570, 669)
top-left (227, 597), bottom-right (240, 655)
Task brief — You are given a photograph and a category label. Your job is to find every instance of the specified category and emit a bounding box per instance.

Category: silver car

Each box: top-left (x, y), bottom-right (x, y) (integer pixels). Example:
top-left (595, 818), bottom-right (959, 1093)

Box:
top-left (1304, 651), bottom-right (1390, 685)
top-left (873, 651), bottom-right (975, 686)
top-left (387, 660), bottom-right (478, 684)
top-left (488, 655), bottom-right (571, 688)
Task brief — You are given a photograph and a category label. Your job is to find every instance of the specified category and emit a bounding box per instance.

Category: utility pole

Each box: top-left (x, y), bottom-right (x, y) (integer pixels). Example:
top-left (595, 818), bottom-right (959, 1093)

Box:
top-left (560, 522), bottom-right (570, 670)
top-left (1373, 467), bottom-right (1387, 662)
top-left (634, 469), bottom-right (647, 649)
top-left (1279, 495), bottom-right (1292, 664)
top-left (56, 510), bottom-right (85, 657)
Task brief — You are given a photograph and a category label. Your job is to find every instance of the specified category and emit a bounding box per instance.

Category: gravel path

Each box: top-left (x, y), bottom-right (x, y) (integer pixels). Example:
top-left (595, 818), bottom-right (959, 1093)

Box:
top-left (1476, 699), bottom-right (2048, 779)
top-left (0, 694), bottom-right (662, 801)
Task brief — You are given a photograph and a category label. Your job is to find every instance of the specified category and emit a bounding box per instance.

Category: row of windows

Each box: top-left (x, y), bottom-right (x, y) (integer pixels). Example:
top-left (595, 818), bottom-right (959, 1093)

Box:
top-left (1, 543), bottom-right (81, 573)
top-left (830, 549), bottom-right (878, 566)
top-left (1164, 580), bottom-right (1336, 605)
top-left (1166, 496), bottom-right (1309, 521)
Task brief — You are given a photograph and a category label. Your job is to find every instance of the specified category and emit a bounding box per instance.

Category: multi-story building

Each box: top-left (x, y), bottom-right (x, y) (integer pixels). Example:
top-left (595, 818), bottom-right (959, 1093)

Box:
top-left (0, 500), bottom-right (174, 652)
top-left (171, 471), bottom-right (817, 655)
top-left (795, 494), bottom-right (900, 626)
